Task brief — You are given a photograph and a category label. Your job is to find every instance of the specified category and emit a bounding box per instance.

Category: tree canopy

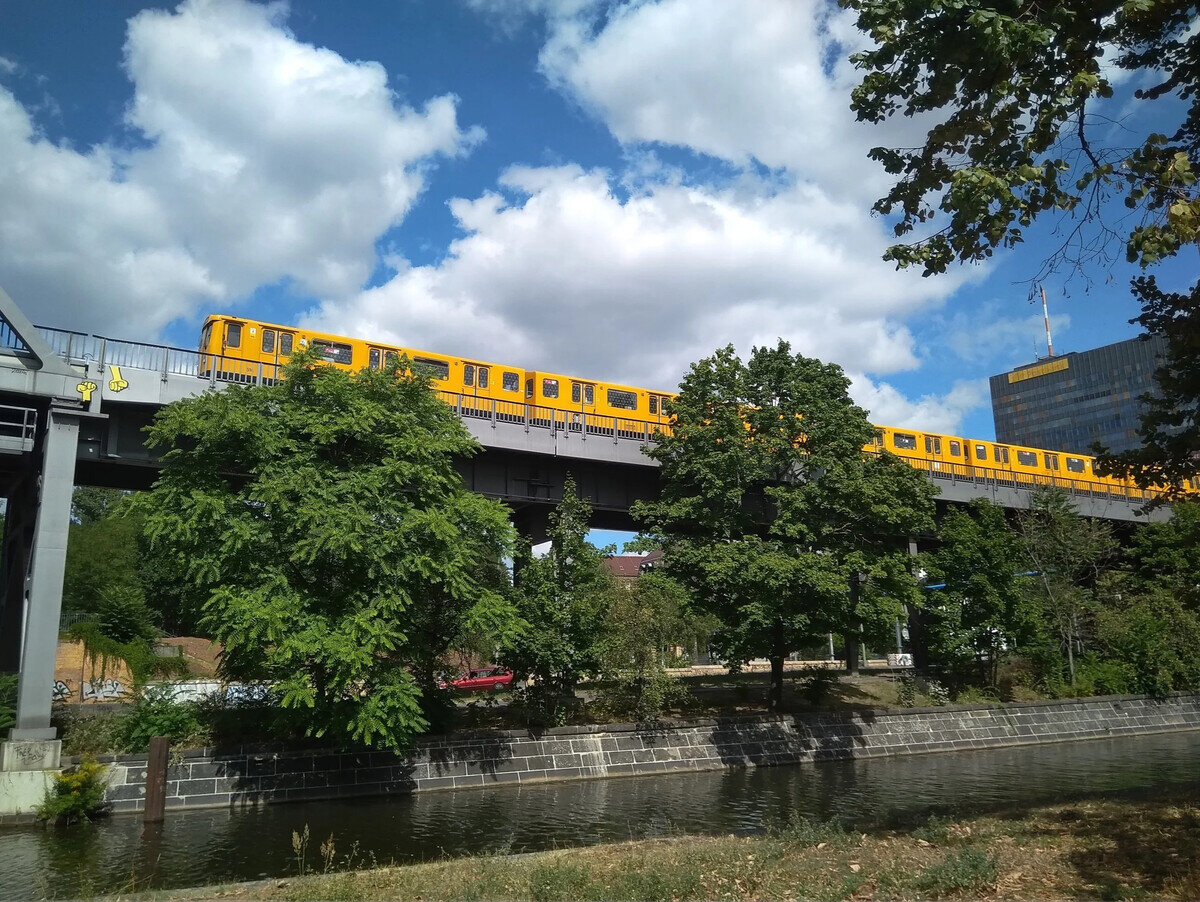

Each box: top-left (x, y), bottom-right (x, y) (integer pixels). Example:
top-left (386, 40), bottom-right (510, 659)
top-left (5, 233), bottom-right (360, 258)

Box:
top-left (842, 0), bottom-right (1200, 488)
top-left (139, 350), bottom-right (517, 750)
top-left (633, 342), bottom-right (937, 708)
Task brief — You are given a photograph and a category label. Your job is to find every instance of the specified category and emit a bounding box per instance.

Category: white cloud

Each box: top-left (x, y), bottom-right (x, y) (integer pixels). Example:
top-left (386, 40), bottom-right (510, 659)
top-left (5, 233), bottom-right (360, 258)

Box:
top-left (0, 0), bottom-right (478, 336)
top-left (531, 0), bottom-right (924, 203)
top-left (943, 305), bottom-right (1070, 365)
top-left (308, 164), bottom-right (966, 391)
top-left (851, 375), bottom-right (988, 434)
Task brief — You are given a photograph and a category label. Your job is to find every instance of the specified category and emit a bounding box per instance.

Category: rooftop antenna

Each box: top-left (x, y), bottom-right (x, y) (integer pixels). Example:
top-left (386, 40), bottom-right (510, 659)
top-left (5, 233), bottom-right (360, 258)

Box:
top-left (1040, 286), bottom-right (1055, 357)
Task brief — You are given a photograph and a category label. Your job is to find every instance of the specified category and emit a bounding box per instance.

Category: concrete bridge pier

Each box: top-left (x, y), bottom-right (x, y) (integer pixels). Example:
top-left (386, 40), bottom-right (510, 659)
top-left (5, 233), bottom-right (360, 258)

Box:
top-left (6, 405), bottom-right (80, 742)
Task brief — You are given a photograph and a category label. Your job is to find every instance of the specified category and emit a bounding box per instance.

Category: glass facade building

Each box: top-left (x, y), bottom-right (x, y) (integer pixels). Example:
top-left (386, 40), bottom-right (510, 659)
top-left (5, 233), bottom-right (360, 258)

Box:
top-left (989, 334), bottom-right (1168, 455)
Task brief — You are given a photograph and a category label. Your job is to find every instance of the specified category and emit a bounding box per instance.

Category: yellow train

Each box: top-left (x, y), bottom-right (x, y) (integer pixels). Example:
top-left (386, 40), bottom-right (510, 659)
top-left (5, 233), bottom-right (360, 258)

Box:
top-left (199, 314), bottom-right (1178, 503)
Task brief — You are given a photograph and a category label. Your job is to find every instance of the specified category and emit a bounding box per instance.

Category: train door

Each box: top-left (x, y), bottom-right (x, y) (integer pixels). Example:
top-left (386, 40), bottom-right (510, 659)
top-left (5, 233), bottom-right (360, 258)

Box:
top-left (218, 318), bottom-right (254, 381)
top-left (569, 380), bottom-right (596, 430)
top-left (463, 362), bottom-right (491, 414)
top-left (367, 346), bottom-right (398, 372)
top-left (259, 327), bottom-right (296, 381)
top-left (922, 434), bottom-right (945, 470)
top-left (647, 393), bottom-right (672, 430)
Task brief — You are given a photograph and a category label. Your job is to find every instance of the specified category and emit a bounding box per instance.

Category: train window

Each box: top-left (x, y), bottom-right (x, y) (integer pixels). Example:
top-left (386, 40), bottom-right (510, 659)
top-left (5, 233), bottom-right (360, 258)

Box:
top-left (585, 385), bottom-right (594, 404)
top-left (649, 395), bottom-right (658, 415)
top-left (571, 383), bottom-right (580, 403)
top-left (369, 348), bottom-right (380, 369)
top-left (1016, 450), bottom-right (1038, 466)
top-left (385, 351), bottom-right (398, 368)
top-left (1045, 453), bottom-right (1059, 470)
top-left (608, 389), bottom-right (637, 410)
top-left (413, 356), bottom-right (449, 380)
top-left (1066, 457), bottom-right (1086, 473)
top-left (312, 340), bottom-right (353, 365)
top-left (994, 446), bottom-right (1010, 464)
top-left (464, 364), bottom-right (475, 386)
top-left (262, 330), bottom-right (276, 354)
top-left (543, 378), bottom-right (559, 399)
top-left (200, 323), bottom-right (212, 351)
top-left (279, 332), bottom-right (294, 356)
top-left (924, 436), bottom-right (942, 454)
top-left (478, 367), bottom-right (489, 389)
top-left (225, 323), bottom-right (242, 349)
top-left (975, 444), bottom-right (987, 460)
top-left (949, 440), bottom-right (961, 457)
top-left (503, 371), bottom-right (520, 392)
top-left (894, 433), bottom-right (917, 450)
top-left (525, 378), bottom-right (534, 399)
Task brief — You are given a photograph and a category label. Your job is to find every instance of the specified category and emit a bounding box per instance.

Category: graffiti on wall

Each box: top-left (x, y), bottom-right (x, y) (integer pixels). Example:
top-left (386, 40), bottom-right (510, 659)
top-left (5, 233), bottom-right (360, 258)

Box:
top-left (51, 680), bottom-right (73, 701)
top-left (81, 678), bottom-right (127, 701)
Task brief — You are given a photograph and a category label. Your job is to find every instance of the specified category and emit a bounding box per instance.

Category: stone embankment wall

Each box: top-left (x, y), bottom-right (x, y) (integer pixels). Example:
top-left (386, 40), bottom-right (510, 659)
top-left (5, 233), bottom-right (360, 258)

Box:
top-left (86, 693), bottom-right (1200, 814)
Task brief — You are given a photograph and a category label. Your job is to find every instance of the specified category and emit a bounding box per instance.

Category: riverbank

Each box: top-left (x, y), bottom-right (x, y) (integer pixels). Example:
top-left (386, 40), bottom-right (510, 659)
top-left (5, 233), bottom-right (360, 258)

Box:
top-left (124, 787), bottom-right (1200, 901)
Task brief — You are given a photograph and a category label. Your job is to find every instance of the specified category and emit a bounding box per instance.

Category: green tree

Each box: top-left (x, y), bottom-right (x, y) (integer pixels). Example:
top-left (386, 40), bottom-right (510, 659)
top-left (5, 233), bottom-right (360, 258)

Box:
top-left (925, 500), bottom-right (1038, 686)
top-left (502, 477), bottom-right (613, 714)
top-left (597, 570), bottom-right (690, 720)
top-left (71, 487), bottom-right (127, 526)
top-left (1016, 488), bottom-right (1117, 688)
top-left (634, 342), bottom-right (937, 710)
top-left (1126, 499), bottom-right (1200, 608)
top-left (138, 350), bottom-right (517, 751)
top-left (842, 0), bottom-right (1200, 487)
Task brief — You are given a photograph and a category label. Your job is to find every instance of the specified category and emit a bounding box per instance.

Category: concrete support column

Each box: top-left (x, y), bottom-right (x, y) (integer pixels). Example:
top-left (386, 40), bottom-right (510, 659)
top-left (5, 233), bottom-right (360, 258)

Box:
top-left (10, 406), bottom-right (79, 741)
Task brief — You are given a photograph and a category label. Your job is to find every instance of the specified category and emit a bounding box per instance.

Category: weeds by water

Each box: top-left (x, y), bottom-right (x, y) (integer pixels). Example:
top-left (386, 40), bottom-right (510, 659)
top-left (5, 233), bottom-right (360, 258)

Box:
top-left (915, 846), bottom-right (999, 897)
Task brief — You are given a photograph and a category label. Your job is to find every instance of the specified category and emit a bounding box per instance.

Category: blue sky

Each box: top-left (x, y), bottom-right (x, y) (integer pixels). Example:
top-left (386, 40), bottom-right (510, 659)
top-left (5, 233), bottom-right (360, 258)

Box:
top-left (1, 0), bottom-right (1183, 526)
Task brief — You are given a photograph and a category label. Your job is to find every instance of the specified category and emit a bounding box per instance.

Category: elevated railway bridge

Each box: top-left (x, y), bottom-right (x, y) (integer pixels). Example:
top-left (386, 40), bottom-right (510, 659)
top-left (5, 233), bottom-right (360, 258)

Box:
top-left (0, 286), bottom-right (1168, 747)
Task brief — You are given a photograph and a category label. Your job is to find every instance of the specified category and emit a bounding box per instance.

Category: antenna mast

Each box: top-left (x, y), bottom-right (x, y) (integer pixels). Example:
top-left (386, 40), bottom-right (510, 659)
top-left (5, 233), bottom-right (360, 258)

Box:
top-left (1040, 286), bottom-right (1054, 357)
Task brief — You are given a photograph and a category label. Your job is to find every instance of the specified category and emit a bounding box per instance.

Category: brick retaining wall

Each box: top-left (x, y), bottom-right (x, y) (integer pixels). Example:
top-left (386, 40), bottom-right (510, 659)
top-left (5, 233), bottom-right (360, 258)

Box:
top-left (85, 693), bottom-right (1200, 813)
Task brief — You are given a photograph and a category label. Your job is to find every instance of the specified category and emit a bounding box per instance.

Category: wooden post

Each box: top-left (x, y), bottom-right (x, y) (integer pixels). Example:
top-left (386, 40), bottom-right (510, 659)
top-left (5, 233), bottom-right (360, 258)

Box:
top-left (144, 736), bottom-right (169, 823)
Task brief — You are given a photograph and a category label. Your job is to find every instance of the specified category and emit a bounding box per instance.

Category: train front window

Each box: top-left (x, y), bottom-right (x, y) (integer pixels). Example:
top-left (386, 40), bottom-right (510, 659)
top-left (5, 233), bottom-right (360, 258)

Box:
top-left (543, 378), bottom-right (558, 399)
top-left (608, 389), bottom-right (637, 410)
top-left (279, 333), bottom-right (293, 356)
top-left (503, 371), bottom-right (519, 392)
top-left (200, 323), bottom-right (212, 351)
top-left (262, 330), bottom-right (276, 354)
top-left (894, 433), bottom-right (916, 450)
top-left (225, 323), bottom-right (242, 349)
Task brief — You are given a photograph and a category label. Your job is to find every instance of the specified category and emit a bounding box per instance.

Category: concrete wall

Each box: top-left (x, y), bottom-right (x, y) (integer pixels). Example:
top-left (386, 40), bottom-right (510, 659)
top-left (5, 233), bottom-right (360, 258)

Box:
top-left (85, 693), bottom-right (1200, 814)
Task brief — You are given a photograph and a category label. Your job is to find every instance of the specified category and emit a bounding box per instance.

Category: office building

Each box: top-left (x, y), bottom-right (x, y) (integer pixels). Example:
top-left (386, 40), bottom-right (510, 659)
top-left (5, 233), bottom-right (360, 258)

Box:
top-left (989, 333), bottom-right (1168, 455)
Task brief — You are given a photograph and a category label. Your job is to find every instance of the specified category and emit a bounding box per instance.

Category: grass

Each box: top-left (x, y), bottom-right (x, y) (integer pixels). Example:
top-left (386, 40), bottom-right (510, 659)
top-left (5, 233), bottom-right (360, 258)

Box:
top-left (119, 788), bottom-right (1200, 901)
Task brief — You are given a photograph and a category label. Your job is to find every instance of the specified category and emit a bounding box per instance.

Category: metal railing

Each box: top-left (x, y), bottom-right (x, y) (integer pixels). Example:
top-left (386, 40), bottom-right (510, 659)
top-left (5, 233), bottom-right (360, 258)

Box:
top-left (0, 403), bottom-right (37, 448)
top-left (26, 323), bottom-right (1165, 505)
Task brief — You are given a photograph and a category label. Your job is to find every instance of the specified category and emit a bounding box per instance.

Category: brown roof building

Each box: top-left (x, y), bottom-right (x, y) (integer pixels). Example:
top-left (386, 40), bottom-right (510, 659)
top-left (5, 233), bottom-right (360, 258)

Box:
top-left (602, 550), bottom-right (663, 585)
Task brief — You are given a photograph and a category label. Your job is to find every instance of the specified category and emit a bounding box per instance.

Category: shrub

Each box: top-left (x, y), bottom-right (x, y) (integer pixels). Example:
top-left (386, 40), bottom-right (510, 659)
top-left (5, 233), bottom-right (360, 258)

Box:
top-left (115, 685), bottom-right (207, 752)
top-left (0, 672), bottom-right (16, 734)
top-left (800, 667), bottom-right (838, 706)
top-left (38, 757), bottom-right (109, 824)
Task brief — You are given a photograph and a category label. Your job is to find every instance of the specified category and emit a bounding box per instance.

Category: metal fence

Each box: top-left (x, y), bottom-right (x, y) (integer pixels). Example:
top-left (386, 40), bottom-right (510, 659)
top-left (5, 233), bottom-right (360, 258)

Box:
top-left (27, 324), bottom-right (1165, 504)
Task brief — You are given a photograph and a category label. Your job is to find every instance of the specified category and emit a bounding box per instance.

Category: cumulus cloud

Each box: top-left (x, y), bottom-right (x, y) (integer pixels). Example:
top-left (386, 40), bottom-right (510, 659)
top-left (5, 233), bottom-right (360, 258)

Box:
top-left (307, 164), bottom-right (966, 392)
top-left (0, 0), bottom-right (478, 336)
top-left (851, 375), bottom-right (989, 435)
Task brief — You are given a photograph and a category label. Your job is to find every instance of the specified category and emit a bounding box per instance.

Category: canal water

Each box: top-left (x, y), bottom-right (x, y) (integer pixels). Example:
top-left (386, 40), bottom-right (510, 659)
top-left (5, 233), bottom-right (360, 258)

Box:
top-left (4, 730), bottom-right (1200, 898)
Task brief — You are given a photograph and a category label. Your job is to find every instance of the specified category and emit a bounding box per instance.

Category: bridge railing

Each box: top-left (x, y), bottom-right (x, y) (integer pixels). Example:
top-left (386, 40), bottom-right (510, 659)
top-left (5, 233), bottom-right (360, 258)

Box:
top-left (24, 324), bottom-right (1167, 506)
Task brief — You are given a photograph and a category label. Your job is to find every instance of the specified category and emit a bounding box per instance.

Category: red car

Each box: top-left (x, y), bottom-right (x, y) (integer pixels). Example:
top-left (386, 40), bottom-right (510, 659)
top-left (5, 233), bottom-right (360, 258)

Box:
top-left (440, 667), bottom-right (514, 691)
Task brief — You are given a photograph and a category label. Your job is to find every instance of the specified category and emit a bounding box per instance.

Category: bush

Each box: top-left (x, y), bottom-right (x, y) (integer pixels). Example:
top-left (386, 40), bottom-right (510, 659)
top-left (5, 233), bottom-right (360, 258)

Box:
top-left (800, 667), bottom-right (838, 706)
top-left (0, 672), bottom-right (16, 734)
top-left (38, 757), bottom-right (109, 824)
top-left (115, 685), bottom-right (207, 752)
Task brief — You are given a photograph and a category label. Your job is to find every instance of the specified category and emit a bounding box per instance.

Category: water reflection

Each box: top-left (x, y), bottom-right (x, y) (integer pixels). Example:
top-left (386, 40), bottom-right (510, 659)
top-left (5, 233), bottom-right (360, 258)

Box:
top-left (4, 731), bottom-right (1199, 899)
